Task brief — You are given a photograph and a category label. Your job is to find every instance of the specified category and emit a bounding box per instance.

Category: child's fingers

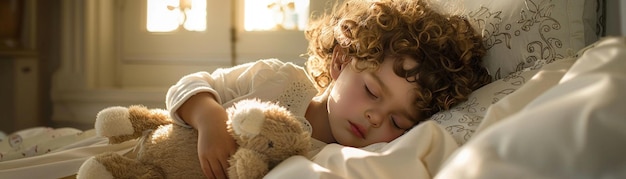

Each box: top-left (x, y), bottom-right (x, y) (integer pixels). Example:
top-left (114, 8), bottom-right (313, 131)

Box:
top-left (199, 157), bottom-right (212, 178)
top-left (220, 157), bottom-right (230, 178)
top-left (209, 158), bottom-right (228, 179)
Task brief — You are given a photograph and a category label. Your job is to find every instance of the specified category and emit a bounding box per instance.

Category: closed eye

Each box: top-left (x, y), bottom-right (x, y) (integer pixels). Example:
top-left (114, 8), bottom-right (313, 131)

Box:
top-left (364, 85), bottom-right (377, 99)
top-left (390, 116), bottom-right (401, 129)
top-left (391, 115), bottom-right (412, 130)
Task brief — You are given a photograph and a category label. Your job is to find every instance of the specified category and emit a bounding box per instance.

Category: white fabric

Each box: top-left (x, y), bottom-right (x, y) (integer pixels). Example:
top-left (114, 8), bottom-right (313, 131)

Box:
top-left (430, 58), bottom-right (543, 145)
top-left (266, 121), bottom-right (459, 179)
top-left (165, 58), bottom-right (325, 152)
top-left (436, 37), bottom-right (626, 178)
top-left (462, 0), bottom-right (598, 80)
top-left (165, 59), bottom-right (319, 134)
top-left (473, 54), bottom-right (577, 133)
top-left (0, 127), bottom-right (97, 162)
top-left (0, 134), bottom-right (135, 178)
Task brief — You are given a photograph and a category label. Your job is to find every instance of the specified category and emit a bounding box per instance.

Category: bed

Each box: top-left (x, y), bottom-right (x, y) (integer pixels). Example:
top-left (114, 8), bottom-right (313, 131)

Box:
top-left (2, 0), bottom-right (625, 178)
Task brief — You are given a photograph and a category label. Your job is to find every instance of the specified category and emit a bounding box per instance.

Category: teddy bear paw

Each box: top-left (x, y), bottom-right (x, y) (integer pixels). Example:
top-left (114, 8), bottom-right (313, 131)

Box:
top-left (95, 106), bottom-right (135, 137)
top-left (77, 156), bottom-right (115, 179)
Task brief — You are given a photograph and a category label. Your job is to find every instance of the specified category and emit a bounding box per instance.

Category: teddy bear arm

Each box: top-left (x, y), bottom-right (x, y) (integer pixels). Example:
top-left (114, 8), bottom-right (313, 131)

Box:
top-left (96, 105), bottom-right (174, 144)
top-left (128, 105), bottom-right (174, 132)
top-left (228, 148), bottom-right (269, 179)
top-left (104, 106), bottom-right (175, 144)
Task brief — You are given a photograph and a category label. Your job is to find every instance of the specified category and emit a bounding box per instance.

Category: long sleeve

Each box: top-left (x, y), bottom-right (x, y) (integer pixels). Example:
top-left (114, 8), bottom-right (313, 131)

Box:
top-left (165, 59), bottom-right (317, 128)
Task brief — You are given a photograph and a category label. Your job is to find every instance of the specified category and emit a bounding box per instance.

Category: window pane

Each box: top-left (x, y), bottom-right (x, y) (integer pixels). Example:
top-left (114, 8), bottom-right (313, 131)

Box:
top-left (244, 0), bottom-right (309, 31)
top-left (183, 0), bottom-right (206, 31)
top-left (147, 0), bottom-right (206, 32)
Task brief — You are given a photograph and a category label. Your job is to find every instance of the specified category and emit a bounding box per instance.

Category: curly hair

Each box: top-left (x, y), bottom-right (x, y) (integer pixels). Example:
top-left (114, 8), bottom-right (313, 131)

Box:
top-left (304, 0), bottom-right (492, 122)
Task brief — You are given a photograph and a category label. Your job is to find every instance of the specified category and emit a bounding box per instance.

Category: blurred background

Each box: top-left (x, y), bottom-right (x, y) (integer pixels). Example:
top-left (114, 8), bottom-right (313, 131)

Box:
top-left (0, 0), bottom-right (624, 134)
top-left (0, 0), bottom-right (338, 133)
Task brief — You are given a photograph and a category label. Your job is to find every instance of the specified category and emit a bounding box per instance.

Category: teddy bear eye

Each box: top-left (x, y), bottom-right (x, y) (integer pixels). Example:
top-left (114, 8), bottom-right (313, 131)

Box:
top-left (268, 141), bottom-right (274, 148)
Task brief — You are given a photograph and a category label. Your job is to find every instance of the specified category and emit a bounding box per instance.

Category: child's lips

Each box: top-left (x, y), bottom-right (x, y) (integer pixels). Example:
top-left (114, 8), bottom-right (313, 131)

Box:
top-left (349, 121), bottom-right (366, 139)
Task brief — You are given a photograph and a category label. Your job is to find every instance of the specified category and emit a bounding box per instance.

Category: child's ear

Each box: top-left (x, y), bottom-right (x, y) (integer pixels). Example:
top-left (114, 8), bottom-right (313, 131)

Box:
top-left (330, 45), bottom-right (350, 80)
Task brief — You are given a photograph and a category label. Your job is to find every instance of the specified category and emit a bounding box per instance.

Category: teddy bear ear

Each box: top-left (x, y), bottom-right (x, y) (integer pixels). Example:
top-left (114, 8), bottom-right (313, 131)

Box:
top-left (231, 107), bottom-right (265, 138)
top-left (95, 106), bottom-right (134, 137)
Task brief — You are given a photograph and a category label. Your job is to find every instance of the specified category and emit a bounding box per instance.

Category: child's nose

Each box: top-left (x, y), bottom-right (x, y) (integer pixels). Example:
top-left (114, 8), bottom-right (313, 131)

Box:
top-left (364, 110), bottom-right (383, 128)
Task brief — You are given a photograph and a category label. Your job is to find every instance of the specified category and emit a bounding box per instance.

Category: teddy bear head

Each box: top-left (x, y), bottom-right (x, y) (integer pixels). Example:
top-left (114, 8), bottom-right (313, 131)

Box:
top-left (227, 99), bottom-right (311, 167)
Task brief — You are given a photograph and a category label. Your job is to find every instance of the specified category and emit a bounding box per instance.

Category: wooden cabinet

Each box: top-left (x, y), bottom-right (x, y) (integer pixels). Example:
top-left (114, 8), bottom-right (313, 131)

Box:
top-left (0, 51), bottom-right (39, 133)
top-left (0, 0), bottom-right (41, 133)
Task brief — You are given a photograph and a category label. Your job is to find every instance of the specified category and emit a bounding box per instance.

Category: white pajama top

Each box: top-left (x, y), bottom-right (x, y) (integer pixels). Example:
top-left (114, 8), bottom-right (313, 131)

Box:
top-left (165, 58), bottom-right (320, 139)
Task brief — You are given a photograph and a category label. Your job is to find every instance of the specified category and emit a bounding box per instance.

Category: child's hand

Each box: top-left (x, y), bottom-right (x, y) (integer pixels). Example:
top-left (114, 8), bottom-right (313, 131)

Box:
top-left (196, 120), bottom-right (237, 179)
top-left (176, 92), bottom-right (237, 178)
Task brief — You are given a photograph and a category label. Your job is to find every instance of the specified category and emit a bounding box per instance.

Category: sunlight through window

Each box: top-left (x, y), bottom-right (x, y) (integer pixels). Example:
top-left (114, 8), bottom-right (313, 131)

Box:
top-left (244, 0), bottom-right (309, 31)
top-left (147, 0), bottom-right (206, 32)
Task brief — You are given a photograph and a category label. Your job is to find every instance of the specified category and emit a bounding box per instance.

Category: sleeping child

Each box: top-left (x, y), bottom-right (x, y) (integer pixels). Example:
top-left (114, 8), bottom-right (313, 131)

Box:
top-left (165, 0), bottom-right (492, 178)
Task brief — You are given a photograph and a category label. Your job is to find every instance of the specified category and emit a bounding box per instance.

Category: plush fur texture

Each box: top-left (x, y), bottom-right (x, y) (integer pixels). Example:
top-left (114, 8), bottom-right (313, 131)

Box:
top-left (77, 99), bottom-right (311, 179)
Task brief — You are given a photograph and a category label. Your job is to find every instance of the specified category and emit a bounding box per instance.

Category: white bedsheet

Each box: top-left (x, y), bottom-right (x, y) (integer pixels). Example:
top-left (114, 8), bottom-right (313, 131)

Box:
top-left (0, 133), bottom-right (136, 178)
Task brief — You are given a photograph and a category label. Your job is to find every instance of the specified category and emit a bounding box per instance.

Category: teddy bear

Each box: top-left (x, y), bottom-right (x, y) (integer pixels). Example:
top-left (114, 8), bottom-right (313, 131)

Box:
top-left (76, 99), bottom-right (312, 179)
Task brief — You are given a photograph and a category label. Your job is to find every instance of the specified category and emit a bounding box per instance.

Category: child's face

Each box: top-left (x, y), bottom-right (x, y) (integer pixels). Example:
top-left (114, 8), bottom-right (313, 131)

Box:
top-left (327, 56), bottom-right (419, 147)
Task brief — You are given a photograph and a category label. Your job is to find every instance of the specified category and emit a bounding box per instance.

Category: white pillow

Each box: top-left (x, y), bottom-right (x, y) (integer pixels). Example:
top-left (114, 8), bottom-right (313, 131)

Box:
top-left (431, 33), bottom-right (602, 146)
top-left (463, 0), bottom-right (599, 80)
top-left (430, 65), bottom-right (540, 145)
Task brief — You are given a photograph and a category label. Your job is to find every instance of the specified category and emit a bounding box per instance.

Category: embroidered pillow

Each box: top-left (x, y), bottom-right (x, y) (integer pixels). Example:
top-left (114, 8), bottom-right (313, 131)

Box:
top-left (463, 0), bottom-right (599, 80)
top-left (430, 66), bottom-right (539, 145)
top-left (431, 37), bottom-right (600, 145)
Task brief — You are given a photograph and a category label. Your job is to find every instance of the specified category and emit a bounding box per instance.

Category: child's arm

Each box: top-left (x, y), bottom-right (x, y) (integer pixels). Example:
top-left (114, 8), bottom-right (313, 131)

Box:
top-left (165, 59), bottom-right (292, 178)
top-left (177, 92), bottom-right (235, 179)
top-left (166, 59), bottom-right (287, 127)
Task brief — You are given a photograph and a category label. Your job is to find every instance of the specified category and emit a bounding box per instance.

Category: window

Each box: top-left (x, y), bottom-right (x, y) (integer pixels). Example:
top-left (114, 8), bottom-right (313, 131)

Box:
top-left (147, 0), bottom-right (207, 32)
top-left (146, 0), bottom-right (310, 32)
top-left (121, 0), bottom-right (231, 65)
top-left (244, 0), bottom-right (310, 31)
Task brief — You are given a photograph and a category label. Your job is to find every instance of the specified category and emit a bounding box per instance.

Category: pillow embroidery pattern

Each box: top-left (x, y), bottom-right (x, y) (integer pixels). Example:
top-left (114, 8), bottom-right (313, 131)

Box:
top-left (466, 0), bottom-right (579, 80)
top-left (431, 66), bottom-right (538, 145)
top-left (431, 97), bottom-right (486, 143)
top-left (431, 40), bottom-right (599, 145)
